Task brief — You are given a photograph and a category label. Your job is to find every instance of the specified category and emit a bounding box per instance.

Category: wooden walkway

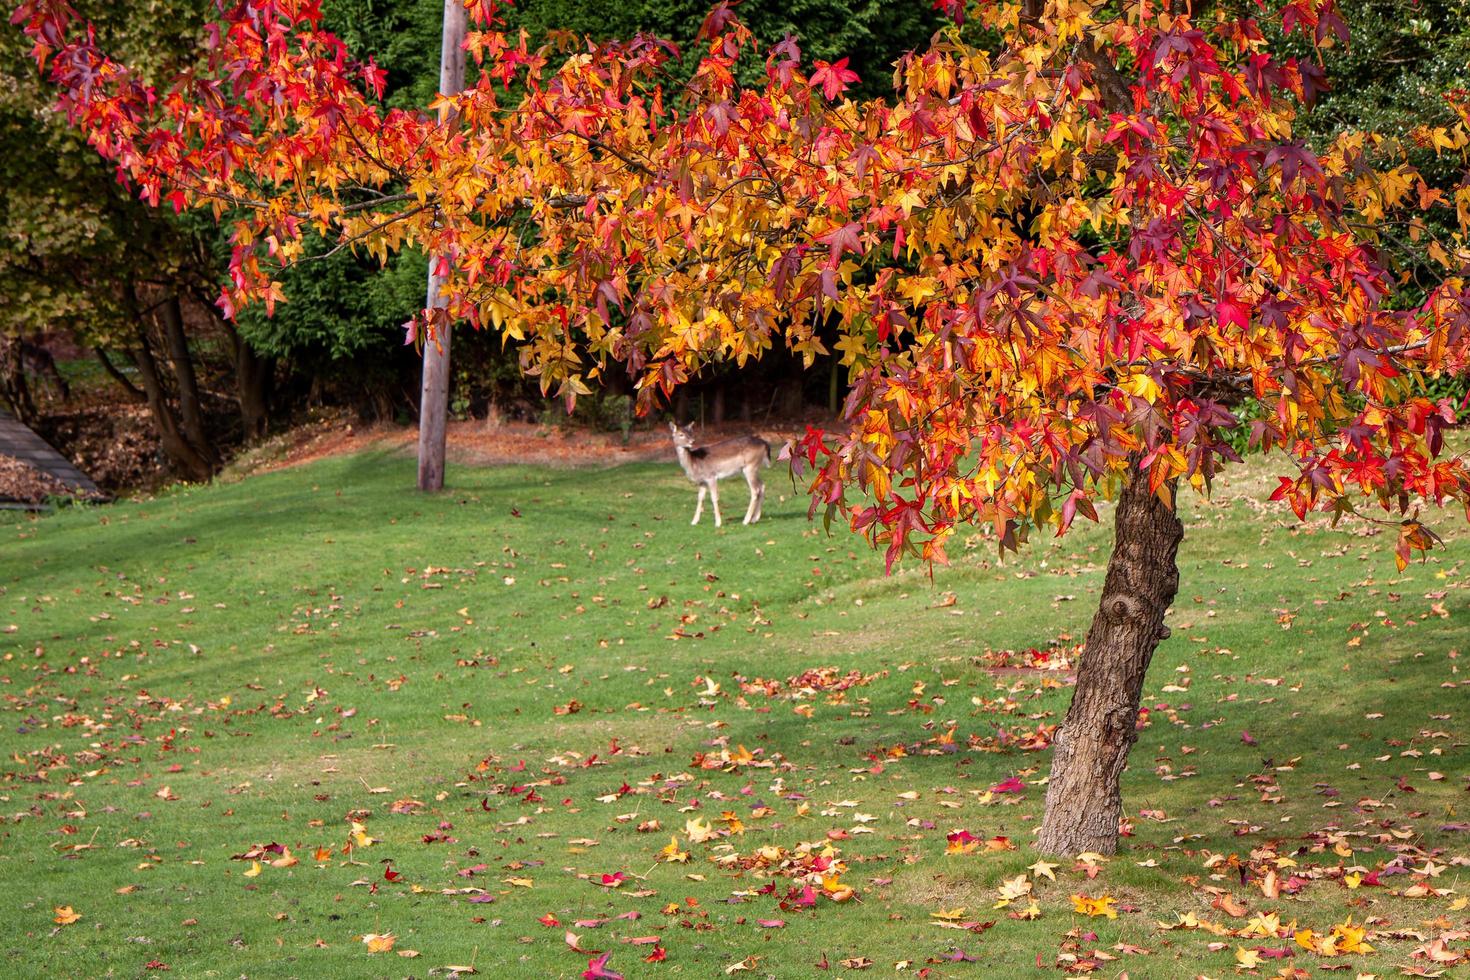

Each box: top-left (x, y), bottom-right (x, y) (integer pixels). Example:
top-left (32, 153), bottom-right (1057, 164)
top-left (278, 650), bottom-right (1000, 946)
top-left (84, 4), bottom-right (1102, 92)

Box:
top-left (0, 408), bottom-right (101, 500)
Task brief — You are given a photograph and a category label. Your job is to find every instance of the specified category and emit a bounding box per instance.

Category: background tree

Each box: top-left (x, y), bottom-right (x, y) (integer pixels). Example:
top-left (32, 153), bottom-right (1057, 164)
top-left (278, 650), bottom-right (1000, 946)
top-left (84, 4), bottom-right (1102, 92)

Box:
top-left (5, 0), bottom-right (947, 488)
top-left (0, 0), bottom-right (266, 478)
top-left (14, 0), bottom-right (1470, 857)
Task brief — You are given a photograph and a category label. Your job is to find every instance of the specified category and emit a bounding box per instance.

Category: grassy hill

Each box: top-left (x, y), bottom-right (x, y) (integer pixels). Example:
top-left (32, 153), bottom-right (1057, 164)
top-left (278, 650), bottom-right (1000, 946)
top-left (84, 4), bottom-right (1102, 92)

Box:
top-left (3, 448), bottom-right (1469, 977)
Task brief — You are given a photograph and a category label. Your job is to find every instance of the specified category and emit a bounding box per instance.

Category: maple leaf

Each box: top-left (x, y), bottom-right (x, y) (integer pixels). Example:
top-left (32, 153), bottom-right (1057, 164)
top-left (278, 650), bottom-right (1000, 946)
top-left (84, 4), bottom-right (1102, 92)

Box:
top-left (360, 933), bottom-right (395, 953)
top-left (993, 874), bottom-right (1032, 908)
top-left (1326, 918), bottom-right (1374, 954)
top-left (822, 874), bottom-right (856, 902)
top-left (582, 952), bottom-right (622, 980)
top-left (1215, 296), bottom-right (1250, 332)
top-left (1070, 894), bottom-right (1118, 919)
top-left (349, 821), bottom-right (375, 848)
top-left (658, 836), bottom-right (690, 863)
top-left (1028, 859), bottom-right (1059, 881)
top-left (52, 906), bottom-right (80, 925)
top-left (817, 222), bottom-right (864, 264)
top-left (685, 817), bottom-right (718, 843)
top-left (809, 58), bottom-right (859, 100)
top-left (1212, 892), bottom-right (1248, 917)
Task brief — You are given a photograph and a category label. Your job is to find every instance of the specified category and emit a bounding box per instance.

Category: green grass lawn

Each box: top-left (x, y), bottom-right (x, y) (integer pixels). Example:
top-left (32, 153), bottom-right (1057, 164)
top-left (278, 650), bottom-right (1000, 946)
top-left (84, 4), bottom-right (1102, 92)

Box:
top-left (3, 447), bottom-right (1469, 978)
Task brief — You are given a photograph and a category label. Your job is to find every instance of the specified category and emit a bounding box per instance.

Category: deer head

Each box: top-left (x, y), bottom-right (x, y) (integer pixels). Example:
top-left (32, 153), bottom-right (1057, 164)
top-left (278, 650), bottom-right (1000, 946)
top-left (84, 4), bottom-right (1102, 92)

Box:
top-left (668, 421), bottom-right (696, 450)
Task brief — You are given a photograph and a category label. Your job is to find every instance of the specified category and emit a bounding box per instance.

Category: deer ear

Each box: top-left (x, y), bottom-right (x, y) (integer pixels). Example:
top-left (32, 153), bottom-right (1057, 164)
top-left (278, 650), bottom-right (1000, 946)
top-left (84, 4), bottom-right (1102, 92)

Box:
top-left (669, 421), bottom-right (677, 433)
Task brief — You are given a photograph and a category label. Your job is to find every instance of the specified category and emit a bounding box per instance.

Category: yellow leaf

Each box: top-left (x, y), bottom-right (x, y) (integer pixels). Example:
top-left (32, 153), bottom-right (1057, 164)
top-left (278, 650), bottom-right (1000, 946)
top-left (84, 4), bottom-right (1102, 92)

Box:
top-left (350, 821), bottom-right (376, 848)
top-left (1028, 859), bottom-right (1058, 881)
top-left (361, 932), bottom-right (396, 954)
top-left (1070, 894), bottom-right (1118, 919)
top-left (1328, 918), bottom-right (1374, 955)
top-left (994, 874), bottom-right (1033, 907)
top-left (1235, 946), bottom-right (1263, 969)
top-left (822, 874), bottom-right (855, 902)
top-left (53, 906), bottom-right (81, 925)
top-left (685, 817), bottom-right (718, 843)
top-left (243, 860), bottom-right (262, 878)
top-left (659, 836), bottom-right (690, 863)
top-left (1243, 912), bottom-right (1282, 939)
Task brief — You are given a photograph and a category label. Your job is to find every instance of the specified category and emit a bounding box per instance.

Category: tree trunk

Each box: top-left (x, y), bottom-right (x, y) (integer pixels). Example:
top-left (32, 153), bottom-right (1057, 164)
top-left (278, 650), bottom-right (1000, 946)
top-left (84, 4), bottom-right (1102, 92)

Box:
top-left (158, 293), bottom-right (218, 467)
top-left (130, 326), bottom-right (214, 482)
top-left (416, 0), bottom-right (468, 492)
top-left (780, 376), bottom-right (803, 418)
top-left (711, 384), bottom-right (725, 425)
top-left (212, 308), bottom-right (274, 443)
top-left (223, 323), bottom-right (272, 442)
top-left (1035, 464), bottom-right (1184, 856)
top-left (0, 338), bottom-right (37, 422)
top-left (235, 344), bottom-right (273, 443)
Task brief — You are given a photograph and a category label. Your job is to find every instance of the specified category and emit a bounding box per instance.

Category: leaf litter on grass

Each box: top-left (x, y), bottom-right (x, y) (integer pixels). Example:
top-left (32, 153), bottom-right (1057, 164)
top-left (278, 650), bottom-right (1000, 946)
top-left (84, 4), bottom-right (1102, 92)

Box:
top-left (3, 452), bottom-right (1470, 976)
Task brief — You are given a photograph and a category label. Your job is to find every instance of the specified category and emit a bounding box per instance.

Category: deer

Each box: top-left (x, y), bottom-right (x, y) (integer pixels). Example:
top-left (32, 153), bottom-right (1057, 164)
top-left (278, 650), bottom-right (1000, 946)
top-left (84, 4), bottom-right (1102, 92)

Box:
top-left (668, 422), bottom-right (770, 527)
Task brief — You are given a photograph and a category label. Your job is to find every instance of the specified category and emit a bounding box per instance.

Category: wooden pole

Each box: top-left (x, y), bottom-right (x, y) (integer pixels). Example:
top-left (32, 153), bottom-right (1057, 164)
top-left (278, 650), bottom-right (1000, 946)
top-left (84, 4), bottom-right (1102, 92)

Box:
top-left (417, 0), bottom-right (468, 492)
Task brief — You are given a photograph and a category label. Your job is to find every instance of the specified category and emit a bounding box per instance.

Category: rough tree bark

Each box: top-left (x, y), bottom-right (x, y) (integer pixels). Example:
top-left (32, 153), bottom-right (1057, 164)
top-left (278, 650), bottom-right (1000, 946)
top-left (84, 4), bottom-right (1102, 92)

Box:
top-left (217, 318), bottom-right (273, 442)
top-left (129, 324), bottom-right (214, 481)
top-left (234, 342), bottom-right (273, 442)
top-left (1035, 463), bottom-right (1184, 856)
top-left (0, 337), bottom-right (37, 422)
top-left (416, 0), bottom-right (467, 492)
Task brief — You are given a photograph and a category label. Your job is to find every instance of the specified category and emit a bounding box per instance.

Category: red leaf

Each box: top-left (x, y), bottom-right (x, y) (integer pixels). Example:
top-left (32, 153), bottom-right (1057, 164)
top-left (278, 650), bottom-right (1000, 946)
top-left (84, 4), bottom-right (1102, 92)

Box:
top-left (582, 952), bottom-right (623, 980)
top-left (810, 58), bottom-right (860, 100)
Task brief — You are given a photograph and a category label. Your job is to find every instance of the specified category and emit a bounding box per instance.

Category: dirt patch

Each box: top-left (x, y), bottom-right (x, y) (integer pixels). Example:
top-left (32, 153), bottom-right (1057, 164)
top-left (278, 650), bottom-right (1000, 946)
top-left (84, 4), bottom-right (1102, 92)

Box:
top-left (983, 666), bottom-right (1077, 681)
top-left (889, 866), bottom-right (997, 912)
top-left (229, 413), bottom-right (807, 479)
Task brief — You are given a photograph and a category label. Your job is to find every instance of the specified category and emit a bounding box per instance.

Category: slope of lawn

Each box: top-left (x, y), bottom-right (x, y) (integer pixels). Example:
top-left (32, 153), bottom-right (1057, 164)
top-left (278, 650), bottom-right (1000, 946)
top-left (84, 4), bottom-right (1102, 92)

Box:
top-left (3, 445), bottom-right (1469, 978)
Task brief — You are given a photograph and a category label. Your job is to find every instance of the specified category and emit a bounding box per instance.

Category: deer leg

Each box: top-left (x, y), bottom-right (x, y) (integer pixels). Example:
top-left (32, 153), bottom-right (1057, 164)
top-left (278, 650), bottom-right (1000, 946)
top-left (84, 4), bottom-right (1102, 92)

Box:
top-left (753, 474), bottom-right (765, 523)
top-left (692, 484), bottom-right (706, 525)
top-left (709, 480), bottom-right (722, 527)
top-left (743, 466), bottom-right (759, 524)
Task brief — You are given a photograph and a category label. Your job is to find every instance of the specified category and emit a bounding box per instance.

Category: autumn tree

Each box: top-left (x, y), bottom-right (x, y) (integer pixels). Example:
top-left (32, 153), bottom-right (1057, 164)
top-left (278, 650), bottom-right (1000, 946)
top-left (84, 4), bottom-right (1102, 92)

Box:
top-left (14, 0), bottom-right (1470, 854)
